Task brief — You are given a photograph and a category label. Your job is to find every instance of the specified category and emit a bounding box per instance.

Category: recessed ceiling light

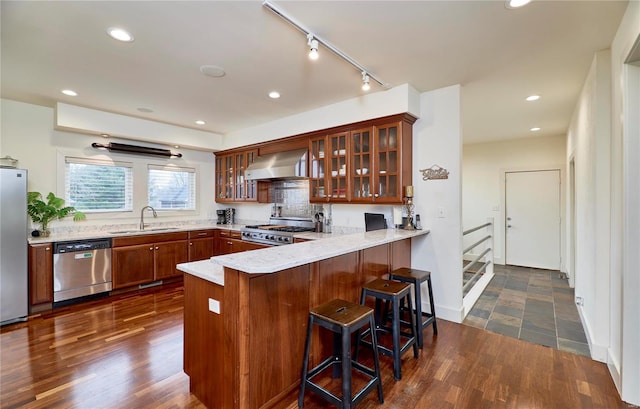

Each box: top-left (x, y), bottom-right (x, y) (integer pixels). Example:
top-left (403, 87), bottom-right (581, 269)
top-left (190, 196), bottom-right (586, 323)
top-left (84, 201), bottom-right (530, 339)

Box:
top-left (137, 107), bottom-right (154, 113)
top-left (200, 65), bottom-right (226, 78)
top-left (195, 120), bottom-right (206, 125)
top-left (107, 27), bottom-right (134, 42)
top-left (268, 91), bottom-right (281, 99)
top-left (174, 145), bottom-right (180, 149)
top-left (530, 127), bottom-right (541, 132)
top-left (100, 133), bottom-right (110, 138)
top-left (526, 95), bottom-right (540, 101)
top-left (61, 89), bottom-right (78, 96)
top-left (506, 0), bottom-right (532, 9)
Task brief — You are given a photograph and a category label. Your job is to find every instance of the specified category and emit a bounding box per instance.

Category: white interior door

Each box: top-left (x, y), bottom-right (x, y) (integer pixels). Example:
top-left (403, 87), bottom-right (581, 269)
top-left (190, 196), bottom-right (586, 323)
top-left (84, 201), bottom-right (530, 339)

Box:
top-left (506, 170), bottom-right (561, 270)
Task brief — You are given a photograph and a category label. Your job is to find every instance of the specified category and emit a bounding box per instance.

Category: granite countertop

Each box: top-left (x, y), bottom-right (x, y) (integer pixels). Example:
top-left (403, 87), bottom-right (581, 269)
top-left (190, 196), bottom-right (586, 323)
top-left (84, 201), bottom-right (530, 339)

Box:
top-left (27, 223), bottom-right (247, 244)
top-left (177, 228), bottom-right (429, 285)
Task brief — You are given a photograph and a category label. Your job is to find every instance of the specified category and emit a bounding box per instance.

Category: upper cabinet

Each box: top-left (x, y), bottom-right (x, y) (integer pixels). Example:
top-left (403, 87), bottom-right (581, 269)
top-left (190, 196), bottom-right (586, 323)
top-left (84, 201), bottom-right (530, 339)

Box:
top-left (216, 149), bottom-right (264, 203)
top-left (310, 114), bottom-right (415, 204)
top-left (216, 113), bottom-right (415, 204)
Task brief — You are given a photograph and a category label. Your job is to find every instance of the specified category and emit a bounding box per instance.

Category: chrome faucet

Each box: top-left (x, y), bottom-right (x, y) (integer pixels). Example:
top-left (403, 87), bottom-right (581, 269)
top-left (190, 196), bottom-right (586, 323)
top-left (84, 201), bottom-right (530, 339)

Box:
top-left (140, 206), bottom-right (157, 230)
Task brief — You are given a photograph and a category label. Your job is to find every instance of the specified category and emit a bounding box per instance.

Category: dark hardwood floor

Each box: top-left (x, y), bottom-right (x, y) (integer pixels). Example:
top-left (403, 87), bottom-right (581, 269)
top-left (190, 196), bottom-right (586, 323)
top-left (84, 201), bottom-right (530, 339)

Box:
top-left (1, 283), bottom-right (634, 409)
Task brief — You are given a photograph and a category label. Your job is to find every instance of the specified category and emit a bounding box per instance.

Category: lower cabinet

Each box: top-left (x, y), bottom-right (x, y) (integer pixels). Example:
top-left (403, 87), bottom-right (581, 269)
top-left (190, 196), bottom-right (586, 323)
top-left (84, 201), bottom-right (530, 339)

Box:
top-left (112, 232), bottom-right (188, 289)
top-left (188, 230), bottom-right (216, 261)
top-left (28, 242), bottom-right (53, 311)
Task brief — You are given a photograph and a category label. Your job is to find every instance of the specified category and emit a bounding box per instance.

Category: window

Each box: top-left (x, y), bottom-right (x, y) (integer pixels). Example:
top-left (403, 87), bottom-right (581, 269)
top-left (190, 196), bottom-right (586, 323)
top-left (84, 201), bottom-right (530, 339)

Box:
top-left (65, 157), bottom-right (133, 212)
top-left (148, 165), bottom-right (196, 210)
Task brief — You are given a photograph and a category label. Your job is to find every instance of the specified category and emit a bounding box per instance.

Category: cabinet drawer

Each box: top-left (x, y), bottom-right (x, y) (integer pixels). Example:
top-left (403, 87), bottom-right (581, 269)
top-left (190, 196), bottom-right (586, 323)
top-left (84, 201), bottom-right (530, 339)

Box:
top-left (218, 230), bottom-right (241, 239)
top-left (189, 229), bottom-right (216, 239)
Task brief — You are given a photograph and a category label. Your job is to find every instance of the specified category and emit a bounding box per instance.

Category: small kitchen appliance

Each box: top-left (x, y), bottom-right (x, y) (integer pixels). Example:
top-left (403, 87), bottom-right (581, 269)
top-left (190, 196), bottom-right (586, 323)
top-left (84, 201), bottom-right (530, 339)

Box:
top-left (216, 209), bottom-right (227, 224)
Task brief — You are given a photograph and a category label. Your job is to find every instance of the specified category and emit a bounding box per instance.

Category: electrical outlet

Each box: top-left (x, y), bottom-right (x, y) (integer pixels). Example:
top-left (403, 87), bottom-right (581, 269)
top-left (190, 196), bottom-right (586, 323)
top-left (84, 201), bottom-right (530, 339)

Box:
top-left (437, 207), bottom-right (446, 218)
top-left (208, 298), bottom-right (221, 314)
top-left (575, 296), bottom-right (584, 306)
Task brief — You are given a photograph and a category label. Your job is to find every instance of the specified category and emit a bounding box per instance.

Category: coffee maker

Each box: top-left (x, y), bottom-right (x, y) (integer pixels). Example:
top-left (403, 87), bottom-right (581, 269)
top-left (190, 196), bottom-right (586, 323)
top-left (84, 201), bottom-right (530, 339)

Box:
top-left (216, 209), bottom-right (226, 224)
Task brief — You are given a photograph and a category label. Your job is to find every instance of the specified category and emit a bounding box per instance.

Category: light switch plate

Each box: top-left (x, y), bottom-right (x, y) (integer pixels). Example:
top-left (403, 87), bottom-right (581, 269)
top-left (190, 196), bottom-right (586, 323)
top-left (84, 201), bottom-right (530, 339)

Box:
top-left (208, 298), bottom-right (220, 314)
top-left (437, 207), bottom-right (446, 218)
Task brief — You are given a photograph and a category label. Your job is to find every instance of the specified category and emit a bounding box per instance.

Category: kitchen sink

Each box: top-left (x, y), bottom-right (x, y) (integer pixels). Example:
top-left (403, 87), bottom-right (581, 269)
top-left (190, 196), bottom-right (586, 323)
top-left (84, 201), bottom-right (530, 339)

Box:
top-left (108, 227), bottom-right (179, 234)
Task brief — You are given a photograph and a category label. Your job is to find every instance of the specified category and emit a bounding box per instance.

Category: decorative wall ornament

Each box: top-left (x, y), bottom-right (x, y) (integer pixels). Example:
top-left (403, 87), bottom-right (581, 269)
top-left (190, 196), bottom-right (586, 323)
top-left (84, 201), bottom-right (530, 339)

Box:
top-left (419, 165), bottom-right (449, 180)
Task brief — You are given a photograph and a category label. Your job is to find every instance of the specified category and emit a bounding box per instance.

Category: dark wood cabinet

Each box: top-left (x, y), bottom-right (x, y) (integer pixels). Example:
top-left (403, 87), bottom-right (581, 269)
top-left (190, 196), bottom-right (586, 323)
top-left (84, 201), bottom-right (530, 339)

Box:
top-left (154, 240), bottom-right (189, 280)
top-left (216, 149), bottom-right (270, 203)
top-left (188, 230), bottom-right (216, 261)
top-left (112, 244), bottom-right (155, 288)
top-left (112, 232), bottom-right (188, 289)
top-left (28, 242), bottom-right (53, 311)
top-left (309, 114), bottom-right (415, 204)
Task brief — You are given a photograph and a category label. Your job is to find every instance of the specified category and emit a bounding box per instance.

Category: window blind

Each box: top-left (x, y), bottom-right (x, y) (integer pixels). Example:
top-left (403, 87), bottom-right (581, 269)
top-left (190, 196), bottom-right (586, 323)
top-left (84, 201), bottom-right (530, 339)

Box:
top-left (65, 157), bottom-right (133, 212)
top-left (147, 165), bottom-right (196, 210)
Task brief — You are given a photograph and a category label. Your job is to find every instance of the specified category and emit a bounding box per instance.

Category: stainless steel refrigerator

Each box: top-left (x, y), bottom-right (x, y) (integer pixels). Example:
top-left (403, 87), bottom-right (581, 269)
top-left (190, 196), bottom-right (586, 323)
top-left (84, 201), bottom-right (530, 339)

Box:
top-left (0, 168), bottom-right (28, 325)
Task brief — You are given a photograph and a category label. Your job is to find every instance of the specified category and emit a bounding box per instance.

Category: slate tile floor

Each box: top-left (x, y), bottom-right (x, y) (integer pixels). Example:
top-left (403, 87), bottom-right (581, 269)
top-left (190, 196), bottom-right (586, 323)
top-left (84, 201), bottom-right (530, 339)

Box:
top-left (463, 264), bottom-right (591, 357)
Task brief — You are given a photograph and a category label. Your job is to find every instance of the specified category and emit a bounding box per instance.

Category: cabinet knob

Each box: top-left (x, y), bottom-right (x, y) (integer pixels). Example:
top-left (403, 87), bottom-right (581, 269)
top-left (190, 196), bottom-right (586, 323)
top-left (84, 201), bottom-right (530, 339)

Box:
top-left (227, 241), bottom-right (233, 245)
top-left (155, 246), bottom-right (159, 250)
top-left (45, 247), bottom-right (50, 251)
top-left (374, 193), bottom-right (379, 198)
top-left (150, 247), bottom-right (154, 251)
top-left (190, 242), bottom-right (193, 246)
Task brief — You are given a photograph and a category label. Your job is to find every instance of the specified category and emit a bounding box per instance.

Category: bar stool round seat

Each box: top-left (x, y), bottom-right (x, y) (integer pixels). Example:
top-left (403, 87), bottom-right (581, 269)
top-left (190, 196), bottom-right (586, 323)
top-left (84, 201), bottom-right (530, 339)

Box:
top-left (358, 278), bottom-right (418, 381)
top-left (388, 267), bottom-right (438, 349)
top-left (299, 298), bottom-right (383, 409)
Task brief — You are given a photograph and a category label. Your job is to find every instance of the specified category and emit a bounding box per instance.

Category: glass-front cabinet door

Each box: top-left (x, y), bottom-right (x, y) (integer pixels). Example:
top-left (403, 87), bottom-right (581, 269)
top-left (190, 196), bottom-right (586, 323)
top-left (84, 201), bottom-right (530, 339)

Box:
top-left (374, 122), bottom-right (401, 202)
top-left (328, 131), bottom-right (349, 201)
top-left (309, 136), bottom-right (327, 202)
top-left (234, 150), bottom-right (257, 201)
top-left (215, 154), bottom-right (235, 202)
top-left (243, 150), bottom-right (258, 201)
top-left (350, 127), bottom-right (372, 202)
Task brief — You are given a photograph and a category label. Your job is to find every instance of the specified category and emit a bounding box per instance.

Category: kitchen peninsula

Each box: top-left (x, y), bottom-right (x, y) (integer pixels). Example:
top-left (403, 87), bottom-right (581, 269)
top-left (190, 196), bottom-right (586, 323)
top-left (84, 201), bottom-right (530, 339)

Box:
top-left (178, 228), bottom-right (429, 409)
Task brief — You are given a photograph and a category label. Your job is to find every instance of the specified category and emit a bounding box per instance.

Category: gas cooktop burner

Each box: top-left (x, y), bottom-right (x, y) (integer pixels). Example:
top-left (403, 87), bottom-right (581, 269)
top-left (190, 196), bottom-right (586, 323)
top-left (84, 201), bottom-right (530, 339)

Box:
top-left (241, 219), bottom-right (315, 245)
top-left (244, 225), bottom-right (315, 233)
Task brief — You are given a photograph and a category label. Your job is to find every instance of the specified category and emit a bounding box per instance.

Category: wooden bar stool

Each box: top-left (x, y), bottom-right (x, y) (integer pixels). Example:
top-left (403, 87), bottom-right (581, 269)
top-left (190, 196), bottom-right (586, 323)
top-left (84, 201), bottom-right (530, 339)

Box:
top-left (299, 299), bottom-right (383, 409)
top-left (388, 267), bottom-right (438, 349)
top-left (357, 278), bottom-right (418, 380)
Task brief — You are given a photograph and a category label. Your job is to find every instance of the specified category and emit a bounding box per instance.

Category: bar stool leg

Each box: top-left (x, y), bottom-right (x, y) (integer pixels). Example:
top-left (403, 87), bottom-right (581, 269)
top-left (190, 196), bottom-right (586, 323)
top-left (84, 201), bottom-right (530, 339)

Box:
top-left (391, 296), bottom-right (402, 380)
top-left (369, 314), bottom-right (384, 404)
top-left (299, 315), bottom-right (314, 408)
top-left (427, 277), bottom-right (438, 335)
top-left (414, 281), bottom-right (425, 348)
top-left (341, 328), bottom-right (352, 409)
top-left (406, 293), bottom-right (419, 359)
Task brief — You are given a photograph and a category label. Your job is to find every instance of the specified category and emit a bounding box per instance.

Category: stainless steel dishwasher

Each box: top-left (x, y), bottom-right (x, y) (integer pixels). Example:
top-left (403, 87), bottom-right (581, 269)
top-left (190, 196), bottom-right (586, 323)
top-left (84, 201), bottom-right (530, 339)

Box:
top-left (53, 238), bottom-right (112, 302)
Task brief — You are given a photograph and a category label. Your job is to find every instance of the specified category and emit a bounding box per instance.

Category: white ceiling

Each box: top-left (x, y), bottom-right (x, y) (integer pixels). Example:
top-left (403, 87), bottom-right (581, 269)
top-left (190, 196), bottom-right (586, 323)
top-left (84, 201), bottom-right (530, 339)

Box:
top-left (0, 1), bottom-right (627, 145)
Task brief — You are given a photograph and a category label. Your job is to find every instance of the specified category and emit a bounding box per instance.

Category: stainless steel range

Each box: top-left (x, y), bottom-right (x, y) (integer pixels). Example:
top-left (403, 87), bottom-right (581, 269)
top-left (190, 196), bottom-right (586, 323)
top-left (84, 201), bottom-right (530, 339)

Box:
top-left (241, 217), bottom-right (315, 246)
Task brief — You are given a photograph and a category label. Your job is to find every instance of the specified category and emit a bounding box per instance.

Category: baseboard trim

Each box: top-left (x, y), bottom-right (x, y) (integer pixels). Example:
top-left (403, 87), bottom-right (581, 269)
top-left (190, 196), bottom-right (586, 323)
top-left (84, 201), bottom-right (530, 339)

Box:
top-left (430, 302), bottom-right (464, 324)
top-left (607, 348), bottom-right (622, 394)
top-left (576, 303), bottom-right (606, 362)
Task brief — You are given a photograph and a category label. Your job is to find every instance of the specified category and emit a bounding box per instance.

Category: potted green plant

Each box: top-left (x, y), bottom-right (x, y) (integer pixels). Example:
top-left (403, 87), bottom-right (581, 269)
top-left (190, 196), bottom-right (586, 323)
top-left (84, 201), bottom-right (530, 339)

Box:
top-left (27, 192), bottom-right (86, 237)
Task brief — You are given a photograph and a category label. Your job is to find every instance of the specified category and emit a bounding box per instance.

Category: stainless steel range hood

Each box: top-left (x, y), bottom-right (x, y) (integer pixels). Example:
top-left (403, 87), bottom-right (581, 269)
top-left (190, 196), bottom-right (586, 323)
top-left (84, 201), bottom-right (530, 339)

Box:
top-left (245, 149), bottom-right (308, 180)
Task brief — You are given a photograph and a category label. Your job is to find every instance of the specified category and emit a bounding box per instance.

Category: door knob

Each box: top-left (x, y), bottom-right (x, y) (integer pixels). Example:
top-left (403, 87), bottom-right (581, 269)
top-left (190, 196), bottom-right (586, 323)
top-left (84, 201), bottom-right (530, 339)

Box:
top-left (507, 217), bottom-right (512, 221)
top-left (507, 225), bottom-right (512, 228)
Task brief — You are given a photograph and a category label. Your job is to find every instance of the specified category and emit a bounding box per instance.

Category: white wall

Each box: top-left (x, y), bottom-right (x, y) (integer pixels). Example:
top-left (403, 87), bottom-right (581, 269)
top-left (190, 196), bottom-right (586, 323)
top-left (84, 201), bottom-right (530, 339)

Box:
top-left (609, 0), bottom-right (640, 404)
top-left (224, 83), bottom-right (421, 150)
top-left (463, 135), bottom-right (566, 266)
top-left (566, 50), bottom-right (612, 363)
top-left (0, 99), bottom-right (217, 230)
top-left (411, 85), bottom-right (463, 323)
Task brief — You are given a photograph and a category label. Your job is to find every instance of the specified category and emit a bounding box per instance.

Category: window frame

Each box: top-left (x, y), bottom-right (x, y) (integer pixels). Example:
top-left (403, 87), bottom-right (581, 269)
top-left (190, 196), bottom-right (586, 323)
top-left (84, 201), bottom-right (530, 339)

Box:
top-left (147, 164), bottom-right (197, 211)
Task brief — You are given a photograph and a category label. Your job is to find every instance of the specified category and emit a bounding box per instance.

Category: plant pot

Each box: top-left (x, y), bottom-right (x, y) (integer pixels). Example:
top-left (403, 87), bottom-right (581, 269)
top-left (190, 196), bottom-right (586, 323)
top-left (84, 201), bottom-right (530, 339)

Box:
top-left (39, 230), bottom-right (51, 238)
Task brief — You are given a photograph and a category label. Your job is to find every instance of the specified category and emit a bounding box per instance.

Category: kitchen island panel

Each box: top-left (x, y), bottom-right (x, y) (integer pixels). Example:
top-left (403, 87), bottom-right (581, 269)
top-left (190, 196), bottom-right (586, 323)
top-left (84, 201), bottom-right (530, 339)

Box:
top-left (183, 273), bottom-right (225, 409)
top-left (221, 265), bottom-right (310, 409)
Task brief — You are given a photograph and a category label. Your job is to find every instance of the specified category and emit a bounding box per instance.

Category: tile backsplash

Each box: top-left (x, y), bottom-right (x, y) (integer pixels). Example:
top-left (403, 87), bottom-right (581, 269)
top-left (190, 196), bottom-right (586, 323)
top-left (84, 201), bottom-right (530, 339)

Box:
top-left (270, 179), bottom-right (323, 218)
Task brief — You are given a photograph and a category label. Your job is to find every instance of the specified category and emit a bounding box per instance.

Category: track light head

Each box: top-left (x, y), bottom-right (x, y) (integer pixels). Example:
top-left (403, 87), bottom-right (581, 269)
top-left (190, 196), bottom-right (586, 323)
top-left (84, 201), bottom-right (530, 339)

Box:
top-left (307, 34), bottom-right (319, 60)
top-left (361, 72), bottom-right (371, 91)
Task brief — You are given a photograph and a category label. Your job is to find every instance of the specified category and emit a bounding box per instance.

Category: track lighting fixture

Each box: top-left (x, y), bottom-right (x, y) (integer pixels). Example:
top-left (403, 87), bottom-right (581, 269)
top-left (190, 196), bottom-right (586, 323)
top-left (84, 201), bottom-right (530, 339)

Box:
top-left (307, 34), bottom-right (319, 60)
top-left (263, 0), bottom-right (390, 91)
top-left (361, 72), bottom-right (371, 91)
